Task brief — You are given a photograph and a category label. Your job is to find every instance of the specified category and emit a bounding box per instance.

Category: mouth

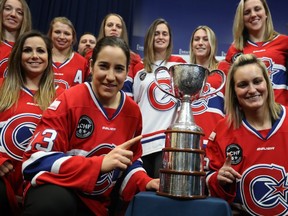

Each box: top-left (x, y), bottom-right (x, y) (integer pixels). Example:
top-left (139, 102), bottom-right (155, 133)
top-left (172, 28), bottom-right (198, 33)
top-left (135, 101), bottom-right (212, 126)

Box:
top-left (245, 95), bottom-right (261, 101)
top-left (6, 18), bottom-right (18, 25)
top-left (109, 32), bottom-right (119, 37)
top-left (250, 18), bottom-right (261, 25)
top-left (103, 83), bottom-right (117, 88)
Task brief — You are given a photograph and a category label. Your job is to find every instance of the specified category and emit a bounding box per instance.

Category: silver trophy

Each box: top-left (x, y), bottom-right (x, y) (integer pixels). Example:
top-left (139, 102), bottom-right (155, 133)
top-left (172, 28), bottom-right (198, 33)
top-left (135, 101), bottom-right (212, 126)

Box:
top-left (154, 63), bottom-right (225, 199)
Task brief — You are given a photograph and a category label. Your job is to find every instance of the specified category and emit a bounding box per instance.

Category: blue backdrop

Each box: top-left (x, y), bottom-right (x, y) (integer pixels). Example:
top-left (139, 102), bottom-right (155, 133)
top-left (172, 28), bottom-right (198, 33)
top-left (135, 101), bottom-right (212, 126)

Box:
top-left (26, 0), bottom-right (288, 58)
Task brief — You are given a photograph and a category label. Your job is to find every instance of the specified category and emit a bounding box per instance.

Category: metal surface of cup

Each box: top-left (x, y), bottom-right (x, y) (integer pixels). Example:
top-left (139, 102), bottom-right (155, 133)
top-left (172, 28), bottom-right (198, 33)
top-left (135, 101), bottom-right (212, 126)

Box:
top-left (155, 64), bottom-right (225, 199)
top-left (158, 170), bottom-right (206, 199)
top-left (162, 148), bottom-right (204, 172)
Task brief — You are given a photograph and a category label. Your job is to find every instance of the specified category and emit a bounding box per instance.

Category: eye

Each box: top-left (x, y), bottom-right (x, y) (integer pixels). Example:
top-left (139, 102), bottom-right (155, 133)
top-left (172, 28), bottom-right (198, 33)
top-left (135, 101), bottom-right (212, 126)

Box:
top-left (36, 48), bottom-right (46, 54)
top-left (116, 24), bottom-right (122, 29)
top-left (22, 47), bottom-right (32, 53)
top-left (154, 31), bottom-right (160, 36)
top-left (203, 37), bottom-right (209, 42)
top-left (4, 5), bottom-right (12, 11)
top-left (162, 32), bottom-right (169, 37)
top-left (253, 77), bottom-right (263, 85)
top-left (243, 9), bottom-right (251, 16)
top-left (64, 31), bottom-right (71, 36)
top-left (115, 65), bottom-right (125, 73)
top-left (98, 62), bottom-right (109, 70)
top-left (16, 9), bottom-right (23, 16)
top-left (254, 6), bottom-right (263, 12)
top-left (236, 81), bottom-right (248, 88)
top-left (107, 22), bottom-right (113, 28)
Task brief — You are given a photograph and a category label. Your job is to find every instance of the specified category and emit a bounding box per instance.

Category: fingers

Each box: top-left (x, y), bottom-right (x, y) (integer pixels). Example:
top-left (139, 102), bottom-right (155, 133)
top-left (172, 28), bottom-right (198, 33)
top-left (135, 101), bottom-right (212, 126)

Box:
top-left (119, 135), bottom-right (142, 150)
top-left (0, 162), bottom-right (14, 177)
top-left (224, 153), bottom-right (232, 167)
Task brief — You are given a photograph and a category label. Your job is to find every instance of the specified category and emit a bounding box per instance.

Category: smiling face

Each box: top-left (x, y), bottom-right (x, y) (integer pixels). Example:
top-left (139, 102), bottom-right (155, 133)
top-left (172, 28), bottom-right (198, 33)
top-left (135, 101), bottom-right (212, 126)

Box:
top-left (234, 63), bottom-right (268, 113)
top-left (21, 36), bottom-right (48, 78)
top-left (153, 23), bottom-right (170, 53)
top-left (243, 0), bottom-right (267, 35)
top-left (2, 0), bottom-right (23, 33)
top-left (51, 21), bottom-right (73, 51)
top-left (192, 28), bottom-right (211, 60)
top-left (91, 45), bottom-right (127, 106)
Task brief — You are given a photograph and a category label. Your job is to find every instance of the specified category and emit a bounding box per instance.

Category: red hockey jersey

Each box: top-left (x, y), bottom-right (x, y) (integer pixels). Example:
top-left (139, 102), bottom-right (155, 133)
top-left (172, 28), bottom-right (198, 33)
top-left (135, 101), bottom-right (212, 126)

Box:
top-left (205, 105), bottom-right (288, 215)
top-left (0, 81), bottom-right (64, 212)
top-left (22, 82), bottom-right (152, 216)
top-left (53, 52), bottom-right (89, 89)
top-left (0, 40), bottom-right (14, 78)
top-left (225, 34), bottom-right (288, 106)
top-left (193, 60), bottom-right (230, 148)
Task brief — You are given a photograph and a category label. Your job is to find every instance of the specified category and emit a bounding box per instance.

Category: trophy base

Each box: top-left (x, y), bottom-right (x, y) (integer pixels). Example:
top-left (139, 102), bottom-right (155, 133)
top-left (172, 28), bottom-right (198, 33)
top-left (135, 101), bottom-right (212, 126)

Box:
top-left (156, 191), bottom-right (206, 199)
top-left (158, 169), bottom-right (206, 199)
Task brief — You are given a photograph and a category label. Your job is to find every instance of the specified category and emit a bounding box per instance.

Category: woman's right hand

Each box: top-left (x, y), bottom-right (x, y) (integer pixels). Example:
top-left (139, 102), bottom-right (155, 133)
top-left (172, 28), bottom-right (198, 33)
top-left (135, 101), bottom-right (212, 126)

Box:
top-left (217, 153), bottom-right (242, 186)
top-left (101, 135), bottom-right (142, 173)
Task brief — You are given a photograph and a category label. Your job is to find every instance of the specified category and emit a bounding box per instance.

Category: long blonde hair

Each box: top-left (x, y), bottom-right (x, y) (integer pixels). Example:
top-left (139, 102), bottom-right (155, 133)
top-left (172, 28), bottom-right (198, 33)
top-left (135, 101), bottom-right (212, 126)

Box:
top-left (189, 25), bottom-right (218, 70)
top-left (225, 54), bottom-right (281, 128)
top-left (0, 0), bottom-right (32, 41)
top-left (0, 31), bottom-right (56, 111)
top-left (232, 0), bottom-right (277, 50)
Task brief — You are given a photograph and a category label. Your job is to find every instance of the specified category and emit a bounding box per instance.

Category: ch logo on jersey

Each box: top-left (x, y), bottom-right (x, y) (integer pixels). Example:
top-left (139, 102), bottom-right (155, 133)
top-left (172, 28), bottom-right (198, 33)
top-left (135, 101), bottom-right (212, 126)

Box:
top-left (148, 78), bottom-right (177, 111)
top-left (0, 57), bottom-right (8, 78)
top-left (85, 143), bottom-right (121, 196)
top-left (191, 83), bottom-right (224, 115)
top-left (54, 79), bottom-right (70, 89)
top-left (0, 113), bottom-right (41, 161)
top-left (260, 57), bottom-right (274, 75)
top-left (241, 164), bottom-right (288, 215)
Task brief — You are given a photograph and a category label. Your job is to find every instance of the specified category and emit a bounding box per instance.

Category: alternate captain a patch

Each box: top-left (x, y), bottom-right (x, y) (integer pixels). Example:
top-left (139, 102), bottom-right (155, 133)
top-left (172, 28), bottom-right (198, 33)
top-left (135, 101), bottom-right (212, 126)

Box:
top-left (226, 143), bottom-right (243, 165)
top-left (76, 115), bottom-right (94, 139)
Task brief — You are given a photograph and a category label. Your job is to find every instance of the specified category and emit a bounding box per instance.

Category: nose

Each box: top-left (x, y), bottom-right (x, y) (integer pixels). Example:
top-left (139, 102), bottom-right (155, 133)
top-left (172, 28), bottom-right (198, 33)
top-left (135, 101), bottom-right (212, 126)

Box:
top-left (59, 32), bottom-right (65, 38)
top-left (9, 8), bottom-right (17, 17)
top-left (248, 83), bottom-right (257, 93)
top-left (106, 69), bottom-right (116, 81)
top-left (250, 9), bottom-right (257, 17)
top-left (31, 50), bottom-right (39, 59)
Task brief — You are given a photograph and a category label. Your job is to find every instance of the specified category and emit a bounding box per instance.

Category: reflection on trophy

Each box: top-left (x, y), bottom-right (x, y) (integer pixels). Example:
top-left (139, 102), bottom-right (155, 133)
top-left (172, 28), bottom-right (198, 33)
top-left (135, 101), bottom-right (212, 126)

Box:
top-left (154, 64), bottom-right (225, 199)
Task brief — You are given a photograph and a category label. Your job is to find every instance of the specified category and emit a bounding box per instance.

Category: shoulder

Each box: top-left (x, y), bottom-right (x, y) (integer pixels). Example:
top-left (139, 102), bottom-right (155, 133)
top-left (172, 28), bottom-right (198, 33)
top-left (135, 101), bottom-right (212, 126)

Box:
top-left (217, 60), bottom-right (231, 75)
top-left (72, 52), bottom-right (87, 63)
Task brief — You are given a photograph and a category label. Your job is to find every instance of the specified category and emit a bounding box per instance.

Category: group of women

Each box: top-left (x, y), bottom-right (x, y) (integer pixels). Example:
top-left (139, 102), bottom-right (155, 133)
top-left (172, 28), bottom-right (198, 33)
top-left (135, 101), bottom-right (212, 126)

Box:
top-left (0, 0), bottom-right (288, 215)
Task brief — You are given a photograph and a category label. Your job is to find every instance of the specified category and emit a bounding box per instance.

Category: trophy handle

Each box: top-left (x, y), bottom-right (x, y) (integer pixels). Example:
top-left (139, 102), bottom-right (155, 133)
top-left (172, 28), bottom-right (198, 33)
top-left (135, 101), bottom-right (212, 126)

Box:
top-left (154, 66), bottom-right (175, 97)
top-left (200, 69), bottom-right (226, 98)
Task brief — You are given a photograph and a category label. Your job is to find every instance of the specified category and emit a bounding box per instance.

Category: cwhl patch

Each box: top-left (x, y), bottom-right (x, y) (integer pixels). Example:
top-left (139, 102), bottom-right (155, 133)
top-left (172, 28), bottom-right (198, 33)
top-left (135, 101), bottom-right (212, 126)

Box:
top-left (76, 115), bottom-right (94, 139)
top-left (226, 143), bottom-right (242, 165)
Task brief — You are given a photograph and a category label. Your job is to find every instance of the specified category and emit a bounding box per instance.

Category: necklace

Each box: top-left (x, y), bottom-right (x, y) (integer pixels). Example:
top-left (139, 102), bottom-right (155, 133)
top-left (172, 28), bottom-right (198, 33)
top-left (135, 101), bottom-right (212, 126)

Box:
top-left (152, 59), bottom-right (165, 67)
